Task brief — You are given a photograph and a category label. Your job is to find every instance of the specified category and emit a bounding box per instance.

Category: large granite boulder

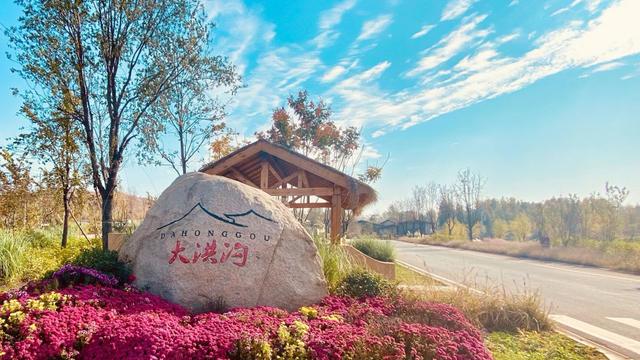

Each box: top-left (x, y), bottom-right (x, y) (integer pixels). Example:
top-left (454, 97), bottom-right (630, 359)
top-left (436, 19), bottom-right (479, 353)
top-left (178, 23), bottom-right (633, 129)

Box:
top-left (119, 172), bottom-right (327, 312)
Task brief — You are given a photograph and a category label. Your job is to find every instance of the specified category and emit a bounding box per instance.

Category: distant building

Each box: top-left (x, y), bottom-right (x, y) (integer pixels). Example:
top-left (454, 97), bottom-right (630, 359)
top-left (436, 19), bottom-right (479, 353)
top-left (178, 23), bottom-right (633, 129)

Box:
top-left (357, 219), bottom-right (431, 238)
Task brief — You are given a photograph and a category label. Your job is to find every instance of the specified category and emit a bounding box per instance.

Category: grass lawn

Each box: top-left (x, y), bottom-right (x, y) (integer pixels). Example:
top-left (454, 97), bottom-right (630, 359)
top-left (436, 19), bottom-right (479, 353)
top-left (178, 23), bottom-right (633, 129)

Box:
top-left (486, 331), bottom-right (607, 360)
top-left (394, 263), bottom-right (443, 286)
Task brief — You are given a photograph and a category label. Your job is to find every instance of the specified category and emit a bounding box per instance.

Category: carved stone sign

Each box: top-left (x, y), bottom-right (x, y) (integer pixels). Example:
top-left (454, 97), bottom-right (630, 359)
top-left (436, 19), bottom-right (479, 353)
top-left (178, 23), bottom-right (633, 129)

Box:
top-left (119, 172), bottom-right (327, 312)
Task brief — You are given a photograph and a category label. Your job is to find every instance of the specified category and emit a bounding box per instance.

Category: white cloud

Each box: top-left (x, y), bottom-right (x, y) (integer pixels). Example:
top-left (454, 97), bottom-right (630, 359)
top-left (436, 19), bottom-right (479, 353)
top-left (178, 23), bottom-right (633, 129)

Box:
top-left (361, 144), bottom-right (383, 160)
top-left (590, 61), bottom-right (625, 73)
top-left (453, 48), bottom-right (506, 73)
top-left (496, 31), bottom-right (520, 44)
top-left (411, 24), bottom-right (436, 39)
top-left (314, 0), bottom-right (357, 48)
top-left (357, 14), bottom-right (393, 41)
top-left (319, 0), bottom-right (357, 30)
top-left (205, 0), bottom-right (274, 76)
top-left (552, 0), bottom-right (603, 16)
top-left (226, 47), bottom-right (322, 131)
top-left (322, 65), bottom-right (347, 82)
top-left (208, 0), bottom-right (640, 145)
top-left (323, 0), bottom-right (640, 137)
top-left (441, 0), bottom-right (476, 21)
top-left (585, 0), bottom-right (603, 12)
top-left (339, 61), bottom-right (391, 87)
top-left (509, 0), bottom-right (519, 7)
top-left (399, 0), bottom-right (640, 129)
top-left (407, 14), bottom-right (490, 76)
top-left (551, 7), bottom-right (569, 16)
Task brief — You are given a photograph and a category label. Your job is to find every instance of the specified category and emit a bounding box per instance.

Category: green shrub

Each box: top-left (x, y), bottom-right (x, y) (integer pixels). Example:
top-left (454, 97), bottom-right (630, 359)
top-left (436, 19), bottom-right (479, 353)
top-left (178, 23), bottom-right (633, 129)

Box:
top-left (71, 248), bottom-right (131, 283)
top-left (351, 238), bottom-right (395, 262)
top-left (335, 269), bottom-right (397, 298)
top-left (314, 237), bottom-right (353, 292)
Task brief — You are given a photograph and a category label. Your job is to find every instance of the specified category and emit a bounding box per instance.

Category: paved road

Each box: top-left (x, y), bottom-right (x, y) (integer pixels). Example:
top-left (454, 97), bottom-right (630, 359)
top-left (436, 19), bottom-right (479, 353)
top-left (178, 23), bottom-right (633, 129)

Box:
top-left (391, 241), bottom-right (640, 359)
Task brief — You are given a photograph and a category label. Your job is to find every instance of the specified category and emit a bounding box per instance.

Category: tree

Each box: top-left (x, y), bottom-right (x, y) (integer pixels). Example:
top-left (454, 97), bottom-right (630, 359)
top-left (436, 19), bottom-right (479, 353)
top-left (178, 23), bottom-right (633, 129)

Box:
top-left (455, 169), bottom-right (485, 240)
top-left (9, 0), bottom-right (234, 250)
top-left (410, 185), bottom-right (427, 234)
top-left (257, 90), bottom-right (384, 238)
top-left (0, 149), bottom-right (35, 228)
top-left (410, 183), bottom-right (439, 235)
top-left (209, 129), bottom-right (246, 162)
top-left (257, 90), bottom-right (362, 170)
top-left (424, 182), bottom-right (439, 234)
top-left (603, 182), bottom-right (629, 241)
top-left (492, 218), bottom-right (509, 239)
top-left (143, 49), bottom-right (239, 175)
top-left (12, 99), bottom-right (86, 247)
top-left (509, 213), bottom-right (532, 241)
top-left (438, 185), bottom-right (458, 236)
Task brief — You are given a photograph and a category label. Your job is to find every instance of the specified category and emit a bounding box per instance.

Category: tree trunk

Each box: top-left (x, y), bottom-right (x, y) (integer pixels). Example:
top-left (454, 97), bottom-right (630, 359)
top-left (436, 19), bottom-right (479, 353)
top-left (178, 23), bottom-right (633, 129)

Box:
top-left (101, 189), bottom-right (115, 251)
top-left (179, 123), bottom-right (187, 175)
top-left (61, 189), bottom-right (70, 248)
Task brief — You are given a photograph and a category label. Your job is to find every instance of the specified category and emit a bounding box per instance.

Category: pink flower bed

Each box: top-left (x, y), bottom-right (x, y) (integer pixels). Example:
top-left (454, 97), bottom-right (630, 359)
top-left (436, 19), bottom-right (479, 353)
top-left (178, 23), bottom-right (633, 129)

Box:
top-left (0, 269), bottom-right (492, 360)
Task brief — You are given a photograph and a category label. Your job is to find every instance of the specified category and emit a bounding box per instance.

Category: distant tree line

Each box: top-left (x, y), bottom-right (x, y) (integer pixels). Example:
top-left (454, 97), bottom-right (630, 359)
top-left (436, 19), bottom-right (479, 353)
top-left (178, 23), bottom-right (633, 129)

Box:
top-left (368, 169), bottom-right (638, 246)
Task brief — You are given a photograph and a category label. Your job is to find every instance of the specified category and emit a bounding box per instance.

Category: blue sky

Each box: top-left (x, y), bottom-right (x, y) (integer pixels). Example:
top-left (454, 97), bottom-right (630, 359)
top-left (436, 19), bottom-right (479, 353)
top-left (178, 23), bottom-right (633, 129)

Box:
top-left (1, 0), bottom-right (639, 211)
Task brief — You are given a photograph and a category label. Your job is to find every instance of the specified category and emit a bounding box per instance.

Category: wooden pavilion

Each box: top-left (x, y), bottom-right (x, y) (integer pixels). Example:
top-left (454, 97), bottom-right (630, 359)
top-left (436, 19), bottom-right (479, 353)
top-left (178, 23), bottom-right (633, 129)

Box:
top-left (199, 140), bottom-right (377, 243)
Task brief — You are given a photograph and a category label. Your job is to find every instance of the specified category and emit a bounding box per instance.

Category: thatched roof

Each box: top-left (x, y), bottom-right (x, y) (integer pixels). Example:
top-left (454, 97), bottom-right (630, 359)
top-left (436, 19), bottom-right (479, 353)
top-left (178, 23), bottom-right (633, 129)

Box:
top-left (199, 140), bottom-right (377, 214)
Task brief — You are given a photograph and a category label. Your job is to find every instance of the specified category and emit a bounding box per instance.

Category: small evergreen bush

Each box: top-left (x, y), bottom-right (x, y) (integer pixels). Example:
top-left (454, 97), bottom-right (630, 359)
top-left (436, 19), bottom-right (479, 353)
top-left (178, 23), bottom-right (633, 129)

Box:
top-left (335, 269), bottom-right (397, 298)
top-left (71, 248), bottom-right (132, 283)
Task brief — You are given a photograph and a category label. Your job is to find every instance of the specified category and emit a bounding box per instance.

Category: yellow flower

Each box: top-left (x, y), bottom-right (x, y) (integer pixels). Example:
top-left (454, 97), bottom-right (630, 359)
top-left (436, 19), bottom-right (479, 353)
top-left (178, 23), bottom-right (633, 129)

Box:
top-left (298, 306), bottom-right (318, 319)
top-left (7, 311), bottom-right (26, 325)
top-left (292, 320), bottom-right (309, 336)
top-left (321, 314), bottom-right (343, 322)
top-left (1, 299), bottom-right (22, 313)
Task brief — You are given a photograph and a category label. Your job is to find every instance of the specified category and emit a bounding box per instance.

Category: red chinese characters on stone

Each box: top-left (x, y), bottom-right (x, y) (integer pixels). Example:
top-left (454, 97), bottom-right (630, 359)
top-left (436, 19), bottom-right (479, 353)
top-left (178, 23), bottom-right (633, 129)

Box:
top-left (168, 240), bottom-right (190, 264)
top-left (168, 239), bottom-right (248, 267)
top-left (219, 242), bottom-right (249, 267)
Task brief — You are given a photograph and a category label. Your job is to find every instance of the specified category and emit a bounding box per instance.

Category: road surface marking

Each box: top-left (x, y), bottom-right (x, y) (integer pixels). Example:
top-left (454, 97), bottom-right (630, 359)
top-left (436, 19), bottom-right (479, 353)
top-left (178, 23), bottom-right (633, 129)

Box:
top-left (398, 242), bottom-right (640, 283)
top-left (550, 315), bottom-right (640, 355)
top-left (608, 318), bottom-right (640, 331)
top-left (395, 260), bottom-right (484, 294)
top-left (528, 262), bottom-right (640, 282)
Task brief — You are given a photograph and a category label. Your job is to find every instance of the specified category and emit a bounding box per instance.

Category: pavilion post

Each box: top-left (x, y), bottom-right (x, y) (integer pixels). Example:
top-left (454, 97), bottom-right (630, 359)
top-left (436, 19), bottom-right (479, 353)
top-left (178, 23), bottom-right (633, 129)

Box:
top-left (330, 188), bottom-right (342, 244)
top-left (260, 161), bottom-right (269, 189)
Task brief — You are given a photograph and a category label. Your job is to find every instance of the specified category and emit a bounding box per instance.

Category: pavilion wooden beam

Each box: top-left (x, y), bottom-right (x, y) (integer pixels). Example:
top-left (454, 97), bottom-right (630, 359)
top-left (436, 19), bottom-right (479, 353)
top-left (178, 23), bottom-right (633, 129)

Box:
top-left (265, 155), bottom-right (286, 181)
top-left (288, 195), bottom-right (303, 204)
top-left (267, 162), bottom-right (282, 182)
top-left (288, 202), bottom-right (331, 209)
top-left (228, 167), bottom-right (258, 188)
top-left (263, 187), bottom-right (334, 197)
top-left (205, 141), bottom-right (267, 175)
top-left (299, 171), bottom-right (309, 187)
top-left (270, 171), bottom-right (300, 189)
